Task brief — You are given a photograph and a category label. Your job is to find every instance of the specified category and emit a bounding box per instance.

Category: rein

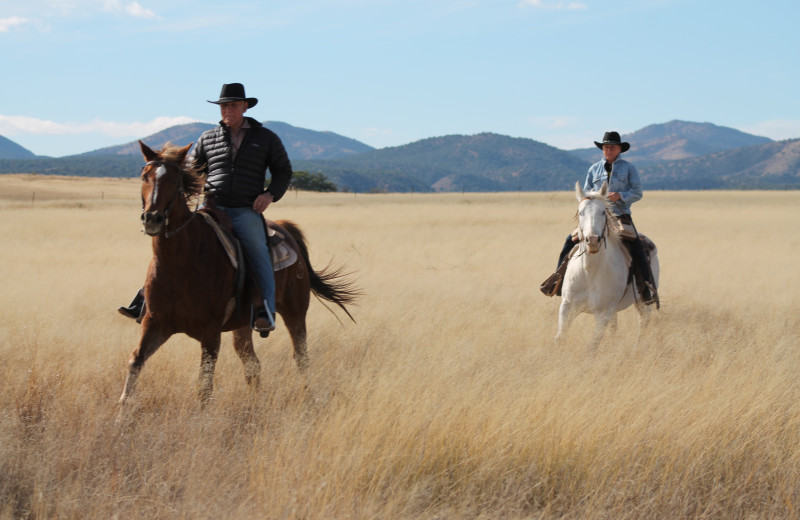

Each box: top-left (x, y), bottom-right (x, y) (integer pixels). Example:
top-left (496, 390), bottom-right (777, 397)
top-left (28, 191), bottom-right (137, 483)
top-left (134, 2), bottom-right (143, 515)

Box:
top-left (142, 160), bottom-right (198, 239)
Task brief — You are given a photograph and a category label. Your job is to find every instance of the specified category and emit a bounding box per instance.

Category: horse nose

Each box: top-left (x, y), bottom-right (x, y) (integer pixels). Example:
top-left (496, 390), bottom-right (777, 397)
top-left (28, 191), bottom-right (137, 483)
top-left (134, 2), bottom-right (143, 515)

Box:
top-left (142, 211), bottom-right (164, 225)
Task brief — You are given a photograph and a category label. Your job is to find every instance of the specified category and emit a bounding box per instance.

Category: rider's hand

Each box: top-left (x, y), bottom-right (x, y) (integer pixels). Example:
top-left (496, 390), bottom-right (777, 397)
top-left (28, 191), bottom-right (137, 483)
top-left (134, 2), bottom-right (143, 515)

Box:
top-left (253, 192), bottom-right (274, 213)
top-left (608, 192), bottom-right (622, 202)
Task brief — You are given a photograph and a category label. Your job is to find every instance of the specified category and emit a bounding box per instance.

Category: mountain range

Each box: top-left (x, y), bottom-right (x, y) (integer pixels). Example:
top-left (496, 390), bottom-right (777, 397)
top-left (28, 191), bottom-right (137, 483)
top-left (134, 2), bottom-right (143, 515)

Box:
top-left (80, 121), bottom-right (375, 160)
top-left (569, 120), bottom-right (774, 164)
top-left (1, 120), bottom-right (798, 191)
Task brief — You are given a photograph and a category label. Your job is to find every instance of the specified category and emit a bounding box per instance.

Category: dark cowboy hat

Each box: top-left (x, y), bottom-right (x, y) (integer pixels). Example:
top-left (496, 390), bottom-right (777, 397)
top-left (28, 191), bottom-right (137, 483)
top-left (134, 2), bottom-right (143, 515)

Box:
top-left (594, 131), bottom-right (630, 153)
top-left (207, 83), bottom-right (258, 108)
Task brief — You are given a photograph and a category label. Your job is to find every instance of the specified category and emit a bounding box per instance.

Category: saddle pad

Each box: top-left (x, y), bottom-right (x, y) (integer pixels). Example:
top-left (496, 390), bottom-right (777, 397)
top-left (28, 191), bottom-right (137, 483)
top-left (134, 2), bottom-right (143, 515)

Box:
top-left (638, 233), bottom-right (657, 260)
top-left (269, 228), bottom-right (298, 271)
top-left (199, 212), bottom-right (298, 272)
top-left (611, 218), bottom-right (637, 240)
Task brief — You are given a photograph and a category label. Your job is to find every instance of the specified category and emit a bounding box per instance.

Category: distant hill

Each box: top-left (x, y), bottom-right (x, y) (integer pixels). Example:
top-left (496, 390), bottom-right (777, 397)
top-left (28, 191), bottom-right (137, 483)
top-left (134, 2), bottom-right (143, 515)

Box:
top-left (641, 138), bottom-right (800, 189)
top-left (1, 120), bottom-right (798, 190)
top-left (0, 155), bottom-right (142, 177)
top-left (81, 122), bottom-right (215, 156)
top-left (570, 120), bottom-right (773, 164)
top-left (0, 135), bottom-right (37, 159)
top-left (79, 121), bottom-right (374, 161)
top-left (295, 133), bottom-right (591, 192)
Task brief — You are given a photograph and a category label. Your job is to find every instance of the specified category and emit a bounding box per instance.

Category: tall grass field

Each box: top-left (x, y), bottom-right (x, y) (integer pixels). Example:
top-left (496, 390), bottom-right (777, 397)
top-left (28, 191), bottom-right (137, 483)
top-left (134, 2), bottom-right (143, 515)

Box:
top-left (1, 174), bottom-right (799, 519)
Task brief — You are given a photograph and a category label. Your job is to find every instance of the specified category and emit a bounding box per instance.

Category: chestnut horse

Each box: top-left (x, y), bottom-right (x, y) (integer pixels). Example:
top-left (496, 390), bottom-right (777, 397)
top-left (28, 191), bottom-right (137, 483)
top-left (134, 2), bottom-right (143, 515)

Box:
top-left (119, 141), bottom-right (359, 406)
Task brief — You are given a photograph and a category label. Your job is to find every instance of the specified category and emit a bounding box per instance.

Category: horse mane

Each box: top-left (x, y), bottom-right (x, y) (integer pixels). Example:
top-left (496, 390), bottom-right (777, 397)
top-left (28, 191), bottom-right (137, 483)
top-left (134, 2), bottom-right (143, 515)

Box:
top-left (579, 191), bottom-right (620, 243)
top-left (158, 142), bottom-right (205, 199)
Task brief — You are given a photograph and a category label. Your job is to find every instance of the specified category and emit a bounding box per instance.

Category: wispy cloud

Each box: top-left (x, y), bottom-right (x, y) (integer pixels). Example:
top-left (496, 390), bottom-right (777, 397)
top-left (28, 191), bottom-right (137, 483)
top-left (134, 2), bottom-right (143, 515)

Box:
top-left (519, 0), bottom-right (588, 10)
top-left (526, 115), bottom-right (592, 149)
top-left (528, 115), bottom-right (580, 129)
top-left (0, 16), bottom-right (28, 32)
top-left (0, 115), bottom-right (198, 138)
top-left (741, 120), bottom-right (800, 141)
top-left (101, 0), bottom-right (158, 19)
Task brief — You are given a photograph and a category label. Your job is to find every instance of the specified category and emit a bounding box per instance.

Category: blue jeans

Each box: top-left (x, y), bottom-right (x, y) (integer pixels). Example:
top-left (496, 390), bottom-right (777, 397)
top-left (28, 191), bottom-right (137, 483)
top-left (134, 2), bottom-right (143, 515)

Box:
top-left (218, 206), bottom-right (275, 314)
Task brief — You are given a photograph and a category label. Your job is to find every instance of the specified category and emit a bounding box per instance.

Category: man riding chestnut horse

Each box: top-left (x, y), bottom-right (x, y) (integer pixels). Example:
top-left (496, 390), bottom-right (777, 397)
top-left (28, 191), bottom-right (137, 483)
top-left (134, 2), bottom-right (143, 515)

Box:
top-left (119, 82), bottom-right (290, 334)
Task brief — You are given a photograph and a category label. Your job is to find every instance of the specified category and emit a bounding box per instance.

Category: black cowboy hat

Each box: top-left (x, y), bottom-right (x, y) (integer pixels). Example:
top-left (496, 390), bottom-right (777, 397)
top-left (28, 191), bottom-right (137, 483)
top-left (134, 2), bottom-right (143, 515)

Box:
top-left (208, 83), bottom-right (258, 108)
top-left (594, 131), bottom-right (630, 153)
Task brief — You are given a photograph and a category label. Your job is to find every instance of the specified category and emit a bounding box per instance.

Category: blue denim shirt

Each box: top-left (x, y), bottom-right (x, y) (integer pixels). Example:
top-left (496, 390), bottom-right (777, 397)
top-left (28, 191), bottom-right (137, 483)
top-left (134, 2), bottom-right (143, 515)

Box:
top-left (582, 158), bottom-right (642, 216)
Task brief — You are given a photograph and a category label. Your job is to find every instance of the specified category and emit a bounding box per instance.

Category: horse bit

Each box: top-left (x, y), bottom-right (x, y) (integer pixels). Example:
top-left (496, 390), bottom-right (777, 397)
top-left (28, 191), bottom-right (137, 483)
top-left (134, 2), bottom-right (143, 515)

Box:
top-left (576, 197), bottom-right (609, 254)
top-left (141, 160), bottom-right (197, 238)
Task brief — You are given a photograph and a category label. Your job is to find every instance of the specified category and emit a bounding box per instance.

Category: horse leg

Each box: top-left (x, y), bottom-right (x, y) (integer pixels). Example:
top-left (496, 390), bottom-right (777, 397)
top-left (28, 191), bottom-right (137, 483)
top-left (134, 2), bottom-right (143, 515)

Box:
top-left (608, 313), bottom-right (619, 335)
top-left (232, 327), bottom-right (261, 389)
top-left (634, 302), bottom-right (653, 347)
top-left (589, 311), bottom-right (615, 350)
top-left (198, 334), bottom-right (222, 404)
top-left (276, 264), bottom-right (310, 372)
top-left (285, 312), bottom-right (309, 372)
top-left (119, 323), bottom-right (169, 406)
top-left (555, 300), bottom-right (575, 345)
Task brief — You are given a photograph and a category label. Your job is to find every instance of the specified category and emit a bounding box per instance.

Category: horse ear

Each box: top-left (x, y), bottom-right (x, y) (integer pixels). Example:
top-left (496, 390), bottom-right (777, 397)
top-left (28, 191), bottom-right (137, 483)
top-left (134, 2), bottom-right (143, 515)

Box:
top-left (176, 142), bottom-right (193, 163)
top-left (599, 181), bottom-right (609, 197)
top-left (575, 181), bottom-right (585, 201)
top-left (139, 140), bottom-right (158, 162)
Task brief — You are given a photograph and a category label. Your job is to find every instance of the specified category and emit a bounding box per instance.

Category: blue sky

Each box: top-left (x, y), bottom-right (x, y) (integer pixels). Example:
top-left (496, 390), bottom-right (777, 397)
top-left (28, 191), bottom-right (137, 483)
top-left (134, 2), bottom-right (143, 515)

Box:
top-left (1, 0), bottom-right (799, 157)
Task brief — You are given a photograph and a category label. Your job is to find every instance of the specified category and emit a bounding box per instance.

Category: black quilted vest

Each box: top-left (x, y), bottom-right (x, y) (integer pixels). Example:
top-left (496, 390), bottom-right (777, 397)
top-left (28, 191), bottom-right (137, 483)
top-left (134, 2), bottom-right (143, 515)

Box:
top-left (194, 118), bottom-right (293, 208)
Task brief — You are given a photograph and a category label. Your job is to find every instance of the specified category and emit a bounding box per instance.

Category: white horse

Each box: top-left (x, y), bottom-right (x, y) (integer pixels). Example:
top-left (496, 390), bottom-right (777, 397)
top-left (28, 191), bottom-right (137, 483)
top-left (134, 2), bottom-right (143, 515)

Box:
top-left (555, 181), bottom-right (659, 348)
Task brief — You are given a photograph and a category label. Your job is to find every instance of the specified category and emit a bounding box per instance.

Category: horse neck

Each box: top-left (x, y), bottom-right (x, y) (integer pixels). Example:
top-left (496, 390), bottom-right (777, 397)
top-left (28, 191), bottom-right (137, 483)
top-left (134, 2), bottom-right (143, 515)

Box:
top-left (578, 232), bottom-right (626, 276)
top-left (151, 200), bottom-right (197, 259)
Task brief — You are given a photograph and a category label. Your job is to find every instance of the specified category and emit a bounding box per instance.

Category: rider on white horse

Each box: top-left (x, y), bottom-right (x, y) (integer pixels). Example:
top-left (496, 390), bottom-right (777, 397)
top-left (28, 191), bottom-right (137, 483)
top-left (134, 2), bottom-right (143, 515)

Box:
top-left (541, 131), bottom-right (659, 308)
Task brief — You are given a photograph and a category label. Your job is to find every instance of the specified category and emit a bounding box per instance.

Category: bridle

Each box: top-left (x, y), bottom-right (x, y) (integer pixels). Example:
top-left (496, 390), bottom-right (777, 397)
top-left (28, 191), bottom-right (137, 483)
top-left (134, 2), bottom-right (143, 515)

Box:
top-left (577, 196), bottom-right (609, 252)
top-left (141, 160), bottom-right (197, 238)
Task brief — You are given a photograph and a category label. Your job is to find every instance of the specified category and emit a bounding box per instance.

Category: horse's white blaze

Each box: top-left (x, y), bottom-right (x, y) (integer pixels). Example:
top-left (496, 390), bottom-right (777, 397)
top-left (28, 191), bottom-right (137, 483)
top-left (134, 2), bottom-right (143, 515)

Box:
top-left (555, 181), bottom-right (659, 348)
top-left (150, 165), bottom-right (167, 206)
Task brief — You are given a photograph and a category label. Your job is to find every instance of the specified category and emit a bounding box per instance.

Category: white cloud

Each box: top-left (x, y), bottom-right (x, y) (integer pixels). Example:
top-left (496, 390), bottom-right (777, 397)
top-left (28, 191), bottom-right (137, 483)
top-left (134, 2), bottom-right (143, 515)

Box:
top-left (741, 120), bottom-right (800, 141)
top-left (0, 16), bottom-right (28, 32)
top-left (124, 1), bottom-right (157, 19)
top-left (528, 115), bottom-right (579, 129)
top-left (102, 0), bottom-right (157, 19)
top-left (0, 115), bottom-right (197, 138)
top-left (519, 0), bottom-right (588, 10)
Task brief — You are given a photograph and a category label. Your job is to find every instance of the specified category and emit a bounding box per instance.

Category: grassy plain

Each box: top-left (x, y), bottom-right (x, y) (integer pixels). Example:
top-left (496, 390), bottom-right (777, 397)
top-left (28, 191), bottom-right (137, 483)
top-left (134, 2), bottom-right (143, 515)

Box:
top-left (1, 174), bottom-right (799, 519)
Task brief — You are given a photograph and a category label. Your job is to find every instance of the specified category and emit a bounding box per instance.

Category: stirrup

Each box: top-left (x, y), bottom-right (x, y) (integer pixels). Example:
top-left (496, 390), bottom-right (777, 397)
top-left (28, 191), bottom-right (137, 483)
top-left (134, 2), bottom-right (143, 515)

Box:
top-left (643, 281), bottom-right (660, 310)
top-left (540, 272), bottom-right (562, 297)
top-left (118, 291), bottom-right (145, 323)
top-left (540, 259), bottom-right (568, 297)
top-left (252, 308), bottom-right (276, 334)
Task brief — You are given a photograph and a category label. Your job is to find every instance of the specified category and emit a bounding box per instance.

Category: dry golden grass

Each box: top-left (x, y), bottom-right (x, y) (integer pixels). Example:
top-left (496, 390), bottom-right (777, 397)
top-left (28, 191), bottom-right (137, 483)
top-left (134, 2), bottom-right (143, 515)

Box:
top-left (1, 174), bottom-right (799, 519)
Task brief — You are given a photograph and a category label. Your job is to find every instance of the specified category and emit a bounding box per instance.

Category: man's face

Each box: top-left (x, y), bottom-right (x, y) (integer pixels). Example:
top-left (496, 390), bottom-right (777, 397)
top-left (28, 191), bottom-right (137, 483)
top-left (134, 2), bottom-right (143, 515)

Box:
top-left (220, 101), bottom-right (247, 128)
top-left (602, 144), bottom-right (622, 163)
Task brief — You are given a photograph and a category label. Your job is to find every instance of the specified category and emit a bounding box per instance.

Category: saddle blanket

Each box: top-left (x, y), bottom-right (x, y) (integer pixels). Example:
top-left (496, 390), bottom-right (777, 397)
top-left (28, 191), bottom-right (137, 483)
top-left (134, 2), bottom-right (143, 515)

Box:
top-left (199, 212), bottom-right (298, 271)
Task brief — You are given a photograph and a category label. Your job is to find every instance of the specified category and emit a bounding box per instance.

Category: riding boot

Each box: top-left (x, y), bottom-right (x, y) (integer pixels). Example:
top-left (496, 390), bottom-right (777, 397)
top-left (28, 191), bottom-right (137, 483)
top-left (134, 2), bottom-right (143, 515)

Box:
top-left (641, 264), bottom-right (660, 309)
top-left (118, 289), bottom-right (146, 323)
top-left (628, 238), bottom-right (660, 309)
top-left (540, 258), bottom-right (569, 297)
top-left (541, 234), bottom-right (576, 297)
top-left (252, 304), bottom-right (276, 337)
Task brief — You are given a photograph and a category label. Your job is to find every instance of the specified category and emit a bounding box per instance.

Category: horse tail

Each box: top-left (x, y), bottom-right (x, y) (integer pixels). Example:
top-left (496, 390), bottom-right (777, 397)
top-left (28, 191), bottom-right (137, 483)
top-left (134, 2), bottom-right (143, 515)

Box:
top-left (278, 220), bottom-right (360, 322)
